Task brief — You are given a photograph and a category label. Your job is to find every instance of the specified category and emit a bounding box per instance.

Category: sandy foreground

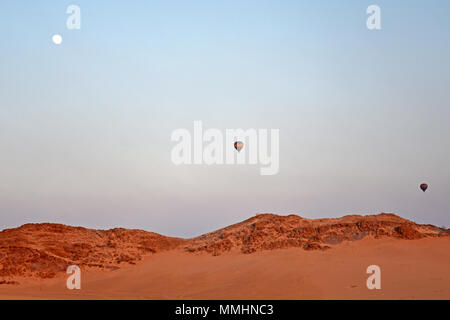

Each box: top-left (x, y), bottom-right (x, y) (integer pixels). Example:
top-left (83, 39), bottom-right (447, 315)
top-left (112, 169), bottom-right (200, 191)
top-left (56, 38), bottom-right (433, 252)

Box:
top-left (0, 237), bottom-right (448, 300)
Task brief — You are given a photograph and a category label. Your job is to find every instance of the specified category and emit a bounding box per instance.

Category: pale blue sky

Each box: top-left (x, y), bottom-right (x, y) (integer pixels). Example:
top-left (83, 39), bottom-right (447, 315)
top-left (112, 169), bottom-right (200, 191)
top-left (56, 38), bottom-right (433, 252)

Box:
top-left (1, 1), bottom-right (449, 237)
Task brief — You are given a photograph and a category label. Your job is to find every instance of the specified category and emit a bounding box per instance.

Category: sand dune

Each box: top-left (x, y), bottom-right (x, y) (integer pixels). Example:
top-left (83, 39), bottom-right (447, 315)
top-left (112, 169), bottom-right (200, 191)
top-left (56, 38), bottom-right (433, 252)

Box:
top-left (0, 213), bottom-right (448, 299)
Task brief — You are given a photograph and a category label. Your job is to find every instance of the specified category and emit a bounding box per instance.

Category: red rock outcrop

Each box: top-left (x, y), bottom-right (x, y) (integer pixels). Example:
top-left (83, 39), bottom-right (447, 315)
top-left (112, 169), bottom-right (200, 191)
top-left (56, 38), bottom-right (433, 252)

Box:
top-left (183, 213), bottom-right (447, 255)
top-left (0, 223), bottom-right (184, 283)
top-left (0, 214), bottom-right (447, 283)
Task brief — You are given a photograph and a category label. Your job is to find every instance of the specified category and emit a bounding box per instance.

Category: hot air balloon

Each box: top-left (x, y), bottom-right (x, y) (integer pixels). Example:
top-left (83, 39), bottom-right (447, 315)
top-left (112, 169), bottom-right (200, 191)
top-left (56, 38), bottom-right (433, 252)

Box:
top-left (420, 183), bottom-right (428, 192)
top-left (234, 141), bottom-right (244, 152)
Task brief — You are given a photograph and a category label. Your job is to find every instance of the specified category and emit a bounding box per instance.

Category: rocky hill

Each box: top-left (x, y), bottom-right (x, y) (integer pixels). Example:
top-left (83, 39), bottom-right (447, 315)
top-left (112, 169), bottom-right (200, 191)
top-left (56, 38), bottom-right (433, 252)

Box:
top-left (0, 223), bottom-right (184, 282)
top-left (0, 214), bottom-right (447, 283)
top-left (184, 213), bottom-right (448, 255)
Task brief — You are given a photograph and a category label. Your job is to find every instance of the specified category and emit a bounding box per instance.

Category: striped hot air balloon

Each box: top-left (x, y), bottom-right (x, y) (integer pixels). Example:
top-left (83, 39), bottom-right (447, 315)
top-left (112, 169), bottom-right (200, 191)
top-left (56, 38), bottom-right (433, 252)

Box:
top-left (234, 141), bottom-right (244, 152)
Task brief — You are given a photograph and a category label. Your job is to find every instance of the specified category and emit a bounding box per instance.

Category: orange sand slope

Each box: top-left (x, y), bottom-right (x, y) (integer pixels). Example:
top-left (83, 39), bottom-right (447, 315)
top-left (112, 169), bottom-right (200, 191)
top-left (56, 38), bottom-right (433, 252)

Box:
top-left (0, 213), bottom-right (449, 299)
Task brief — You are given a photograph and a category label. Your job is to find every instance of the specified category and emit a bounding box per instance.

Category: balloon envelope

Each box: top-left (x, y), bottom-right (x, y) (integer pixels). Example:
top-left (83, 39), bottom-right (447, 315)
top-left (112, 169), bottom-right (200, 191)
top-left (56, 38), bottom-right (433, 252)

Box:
top-left (420, 183), bottom-right (428, 192)
top-left (234, 141), bottom-right (244, 152)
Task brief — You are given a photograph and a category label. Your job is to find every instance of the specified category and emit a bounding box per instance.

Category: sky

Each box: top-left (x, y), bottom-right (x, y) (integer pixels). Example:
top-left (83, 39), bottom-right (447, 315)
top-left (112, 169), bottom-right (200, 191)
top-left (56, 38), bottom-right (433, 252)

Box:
top-left (0, 0), bottom-right (449, 237)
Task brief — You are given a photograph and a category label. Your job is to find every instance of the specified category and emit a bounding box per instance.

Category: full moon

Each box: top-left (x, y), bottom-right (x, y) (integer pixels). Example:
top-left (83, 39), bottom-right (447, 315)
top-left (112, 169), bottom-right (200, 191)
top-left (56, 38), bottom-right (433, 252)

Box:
top-left (52, 34), bottom-right (63, 45)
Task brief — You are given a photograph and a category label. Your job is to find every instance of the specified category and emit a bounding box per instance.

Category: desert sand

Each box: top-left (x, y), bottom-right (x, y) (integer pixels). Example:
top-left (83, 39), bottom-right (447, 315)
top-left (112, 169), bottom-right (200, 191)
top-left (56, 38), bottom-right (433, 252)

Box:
top-left (0, 213), bottom-right (449, 299)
